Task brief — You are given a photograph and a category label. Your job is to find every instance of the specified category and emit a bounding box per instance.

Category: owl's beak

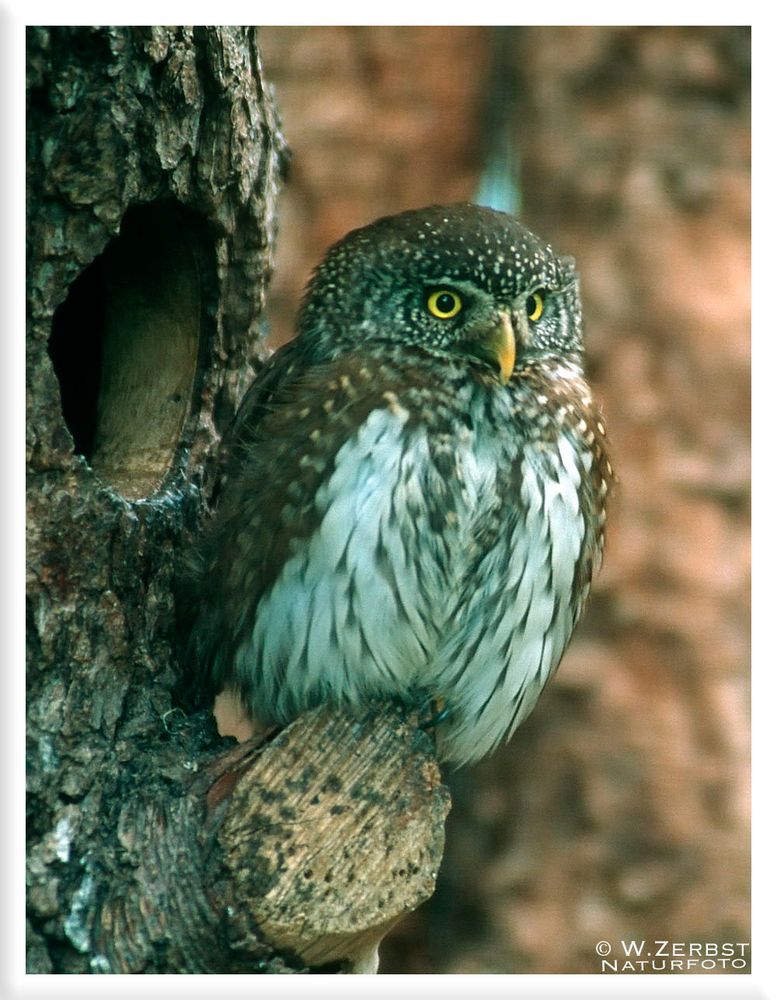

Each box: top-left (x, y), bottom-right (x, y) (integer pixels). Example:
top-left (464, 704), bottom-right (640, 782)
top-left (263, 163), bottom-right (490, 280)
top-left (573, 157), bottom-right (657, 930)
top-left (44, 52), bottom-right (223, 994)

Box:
top-left (469, 311), bottom-right (516, 384)
top-left (492, 311), bottom-right (517, 383)
top-left (460, 310), bottom-right (518, 383)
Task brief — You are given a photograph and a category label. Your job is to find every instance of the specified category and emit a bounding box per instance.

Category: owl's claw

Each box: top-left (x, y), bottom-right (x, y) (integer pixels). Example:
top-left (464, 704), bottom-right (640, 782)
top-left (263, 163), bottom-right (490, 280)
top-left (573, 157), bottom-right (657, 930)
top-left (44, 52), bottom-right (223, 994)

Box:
top-left (418, 696), bottom-right (451, 730)
top-left (389, 693), bottom-right (449, 729)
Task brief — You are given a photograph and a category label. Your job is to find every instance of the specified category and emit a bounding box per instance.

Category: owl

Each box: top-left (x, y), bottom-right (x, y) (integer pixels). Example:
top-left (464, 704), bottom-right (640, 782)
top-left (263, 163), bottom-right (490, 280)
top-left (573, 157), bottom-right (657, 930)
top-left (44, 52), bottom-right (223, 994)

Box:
top-left (182, 203), bottom-right (611, 768)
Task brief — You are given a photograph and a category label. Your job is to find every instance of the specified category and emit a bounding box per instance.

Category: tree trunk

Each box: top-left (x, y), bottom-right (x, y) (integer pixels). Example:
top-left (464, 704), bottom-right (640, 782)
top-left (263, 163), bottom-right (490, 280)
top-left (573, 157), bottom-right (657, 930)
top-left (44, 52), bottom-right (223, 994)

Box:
top-left (26, 25), bottom-right (448, 975)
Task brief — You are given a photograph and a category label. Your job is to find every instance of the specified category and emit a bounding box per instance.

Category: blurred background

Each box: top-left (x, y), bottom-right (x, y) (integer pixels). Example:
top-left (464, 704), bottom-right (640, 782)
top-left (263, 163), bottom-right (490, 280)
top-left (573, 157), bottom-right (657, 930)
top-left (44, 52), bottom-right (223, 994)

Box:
top-left (258, 26), bottom-right (751, 974)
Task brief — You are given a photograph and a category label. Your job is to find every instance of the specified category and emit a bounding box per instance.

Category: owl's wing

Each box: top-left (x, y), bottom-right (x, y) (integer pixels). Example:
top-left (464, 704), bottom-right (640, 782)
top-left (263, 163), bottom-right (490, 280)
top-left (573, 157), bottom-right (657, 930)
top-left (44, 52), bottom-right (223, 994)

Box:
top-left (209, 338), bottom-right (307, 507)
top-left (180, 346), bottom-right (429, 708)
top-left (177, 337), bottom-right (305, 697)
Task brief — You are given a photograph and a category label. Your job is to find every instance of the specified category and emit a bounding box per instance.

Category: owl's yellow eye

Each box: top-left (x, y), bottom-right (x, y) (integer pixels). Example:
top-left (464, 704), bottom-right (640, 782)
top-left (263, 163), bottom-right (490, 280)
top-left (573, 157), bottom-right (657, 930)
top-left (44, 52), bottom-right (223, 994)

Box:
top-left (527, 290), bottom-right (545, 323)
top-left (427, 288), bottom-right (463, 319)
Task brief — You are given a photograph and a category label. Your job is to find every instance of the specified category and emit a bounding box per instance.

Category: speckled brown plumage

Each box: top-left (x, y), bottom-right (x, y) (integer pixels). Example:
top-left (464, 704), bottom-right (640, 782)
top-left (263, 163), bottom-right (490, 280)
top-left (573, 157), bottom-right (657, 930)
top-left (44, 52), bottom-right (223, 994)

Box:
top-left (181, 203), bottom-right (612, 766)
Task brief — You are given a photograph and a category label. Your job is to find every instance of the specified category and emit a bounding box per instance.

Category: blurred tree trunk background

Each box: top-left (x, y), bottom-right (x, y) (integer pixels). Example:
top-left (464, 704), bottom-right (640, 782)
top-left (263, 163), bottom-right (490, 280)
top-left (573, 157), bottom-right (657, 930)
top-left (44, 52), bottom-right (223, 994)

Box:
top-left (258, 25), bottom-right (750, 974)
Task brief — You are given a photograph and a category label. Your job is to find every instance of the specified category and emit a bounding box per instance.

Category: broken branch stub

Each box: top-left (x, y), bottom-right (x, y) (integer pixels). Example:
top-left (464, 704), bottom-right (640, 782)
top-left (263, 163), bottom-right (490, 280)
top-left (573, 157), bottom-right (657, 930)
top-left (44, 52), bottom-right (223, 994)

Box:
top-left (217, 702), bottom-right (450, 972)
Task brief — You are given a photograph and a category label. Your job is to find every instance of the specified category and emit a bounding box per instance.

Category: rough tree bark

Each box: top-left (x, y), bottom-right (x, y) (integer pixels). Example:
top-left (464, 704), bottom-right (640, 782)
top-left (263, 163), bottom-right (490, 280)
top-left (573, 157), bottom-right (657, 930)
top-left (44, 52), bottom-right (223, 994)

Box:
top-left (26, 25), bottom-right (448, 975)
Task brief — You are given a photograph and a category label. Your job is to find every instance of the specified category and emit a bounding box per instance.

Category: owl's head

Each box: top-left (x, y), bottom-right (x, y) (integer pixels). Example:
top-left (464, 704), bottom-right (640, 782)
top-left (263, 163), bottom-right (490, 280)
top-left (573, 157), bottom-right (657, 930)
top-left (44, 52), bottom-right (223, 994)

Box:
top-left (297, 203), bottom-right (584, 381)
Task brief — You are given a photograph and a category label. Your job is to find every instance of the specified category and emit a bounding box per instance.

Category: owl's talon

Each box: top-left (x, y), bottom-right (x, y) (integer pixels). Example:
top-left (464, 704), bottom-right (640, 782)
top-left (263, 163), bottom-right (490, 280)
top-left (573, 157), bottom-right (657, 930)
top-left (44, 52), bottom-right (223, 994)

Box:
top-left (418, 697), bottom-right (451, 730)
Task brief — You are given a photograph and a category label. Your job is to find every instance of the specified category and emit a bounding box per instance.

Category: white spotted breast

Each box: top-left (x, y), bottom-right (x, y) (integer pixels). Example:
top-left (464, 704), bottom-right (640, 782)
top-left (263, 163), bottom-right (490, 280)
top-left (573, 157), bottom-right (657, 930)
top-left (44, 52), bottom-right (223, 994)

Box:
top-left (233, 394), bottom-right (589, 770)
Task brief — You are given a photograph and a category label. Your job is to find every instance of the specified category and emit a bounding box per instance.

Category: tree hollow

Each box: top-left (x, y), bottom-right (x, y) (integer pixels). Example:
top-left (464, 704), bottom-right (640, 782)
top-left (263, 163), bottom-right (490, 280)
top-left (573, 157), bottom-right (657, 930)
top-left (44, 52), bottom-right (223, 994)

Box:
top-left (49, 200), bottom-right (206, 498)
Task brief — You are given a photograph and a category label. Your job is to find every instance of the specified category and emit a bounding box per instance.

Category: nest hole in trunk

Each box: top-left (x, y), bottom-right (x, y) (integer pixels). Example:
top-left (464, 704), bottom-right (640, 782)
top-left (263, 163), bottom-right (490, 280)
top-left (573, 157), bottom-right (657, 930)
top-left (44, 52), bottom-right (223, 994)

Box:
top-left (48, 200), bottom-right (211, 499)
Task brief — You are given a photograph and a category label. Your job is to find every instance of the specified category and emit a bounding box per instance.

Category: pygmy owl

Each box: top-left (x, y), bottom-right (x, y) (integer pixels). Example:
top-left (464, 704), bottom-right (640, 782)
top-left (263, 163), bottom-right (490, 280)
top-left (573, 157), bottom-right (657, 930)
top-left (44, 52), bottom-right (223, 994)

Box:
top-left (182, 203), bottom-right (611, 767)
